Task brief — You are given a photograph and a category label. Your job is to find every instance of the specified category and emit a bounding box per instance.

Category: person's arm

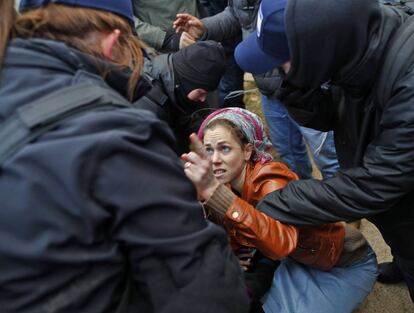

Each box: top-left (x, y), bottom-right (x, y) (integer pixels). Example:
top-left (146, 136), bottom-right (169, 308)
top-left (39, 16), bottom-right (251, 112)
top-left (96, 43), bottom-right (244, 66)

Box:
top-left (174, 7), bottom-right (242, 43)
top-left (92, 111), bottom-right (248, 313)
top-left (204, 183), bottom-right (299, 260)
top-left (257, 71), bottom-right (414, 225)
top-left (134, 16), bottom-right (167, 50)
top-left (201, 6), bottom-right (242, 41)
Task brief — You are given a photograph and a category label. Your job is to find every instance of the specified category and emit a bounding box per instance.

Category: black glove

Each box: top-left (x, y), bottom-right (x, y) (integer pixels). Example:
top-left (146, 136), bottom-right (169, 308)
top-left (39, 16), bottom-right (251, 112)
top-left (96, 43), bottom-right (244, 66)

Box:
top-left (275, 80), bottom-right (335, 130)
top-left (275, 80), bottom-right (327, 111)
top-left (162, 29), bottom-right (182, 52)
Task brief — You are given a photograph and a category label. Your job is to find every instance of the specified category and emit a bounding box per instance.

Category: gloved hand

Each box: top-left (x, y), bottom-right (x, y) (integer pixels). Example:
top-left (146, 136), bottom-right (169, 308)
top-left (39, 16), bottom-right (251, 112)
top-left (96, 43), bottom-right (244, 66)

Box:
top-left (275, 80), bottom-right (335, 130)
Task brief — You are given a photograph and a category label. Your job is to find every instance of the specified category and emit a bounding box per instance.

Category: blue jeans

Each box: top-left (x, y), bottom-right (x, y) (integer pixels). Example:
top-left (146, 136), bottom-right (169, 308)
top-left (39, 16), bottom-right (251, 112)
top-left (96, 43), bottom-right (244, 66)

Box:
top-left (263, 247), bottom-right (378, 313)
top-left (300, 127), bottom-right (339, 179)
top-left (261, 96), bottom-right (339, 179)
top-left (261, 96), bottom-right (312, 179)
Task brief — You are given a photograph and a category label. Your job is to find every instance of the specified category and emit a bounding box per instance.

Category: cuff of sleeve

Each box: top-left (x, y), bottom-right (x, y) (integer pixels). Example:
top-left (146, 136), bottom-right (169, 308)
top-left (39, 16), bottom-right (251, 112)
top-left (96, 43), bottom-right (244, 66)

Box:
top-left (204, 184), bottom-right (235, 217)
top-left (198, 24), bottom-right (208, 41)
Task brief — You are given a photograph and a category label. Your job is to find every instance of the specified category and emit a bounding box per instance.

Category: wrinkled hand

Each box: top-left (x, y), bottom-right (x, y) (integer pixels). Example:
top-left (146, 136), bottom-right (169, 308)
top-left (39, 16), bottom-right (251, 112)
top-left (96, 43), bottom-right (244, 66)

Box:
top-left (179, 32), bottom-right (196, 49)
top-left (181, 134), bottom-right (220, 201)
top-left (174, 13), bottom-right (204, 40)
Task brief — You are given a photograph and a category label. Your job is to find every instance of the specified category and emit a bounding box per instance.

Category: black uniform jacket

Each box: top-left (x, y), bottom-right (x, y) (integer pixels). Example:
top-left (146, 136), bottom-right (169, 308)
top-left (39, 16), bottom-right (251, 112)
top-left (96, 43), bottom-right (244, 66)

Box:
top-left (0, 38), bottom-right (248, 313)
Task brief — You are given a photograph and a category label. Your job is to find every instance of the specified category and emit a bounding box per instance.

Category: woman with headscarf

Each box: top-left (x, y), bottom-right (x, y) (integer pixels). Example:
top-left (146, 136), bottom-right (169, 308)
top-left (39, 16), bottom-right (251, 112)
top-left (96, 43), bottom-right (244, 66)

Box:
top-left (182, 107), bottom-right (378, 313)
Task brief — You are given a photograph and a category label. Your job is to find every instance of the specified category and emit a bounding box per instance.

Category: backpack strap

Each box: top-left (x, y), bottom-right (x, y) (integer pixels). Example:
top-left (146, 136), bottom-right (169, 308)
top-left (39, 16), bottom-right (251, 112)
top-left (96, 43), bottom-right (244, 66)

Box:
top-left (132, 81), bottom-right (169, 113)
top-left (376, 14), bottom-right (414, 108)
top-left (0, 83), bottom-right (131, 166)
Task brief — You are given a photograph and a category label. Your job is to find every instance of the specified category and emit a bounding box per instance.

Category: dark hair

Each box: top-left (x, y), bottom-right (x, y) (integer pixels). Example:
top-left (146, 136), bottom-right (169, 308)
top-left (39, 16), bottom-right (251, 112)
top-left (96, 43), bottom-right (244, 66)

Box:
top-left (1, 3), bottom-right (143, 100)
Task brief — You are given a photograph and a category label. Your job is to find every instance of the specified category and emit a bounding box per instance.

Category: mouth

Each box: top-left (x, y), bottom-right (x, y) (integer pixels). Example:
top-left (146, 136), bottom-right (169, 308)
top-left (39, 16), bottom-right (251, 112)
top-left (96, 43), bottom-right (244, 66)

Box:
top-left (213, 169), bottom-right (226, 177)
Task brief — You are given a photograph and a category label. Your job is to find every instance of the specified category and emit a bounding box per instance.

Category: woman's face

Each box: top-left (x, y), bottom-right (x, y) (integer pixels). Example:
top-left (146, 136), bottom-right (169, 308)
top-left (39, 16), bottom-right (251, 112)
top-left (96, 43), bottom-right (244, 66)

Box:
top-left (203, 125), bottom-right (252, 189)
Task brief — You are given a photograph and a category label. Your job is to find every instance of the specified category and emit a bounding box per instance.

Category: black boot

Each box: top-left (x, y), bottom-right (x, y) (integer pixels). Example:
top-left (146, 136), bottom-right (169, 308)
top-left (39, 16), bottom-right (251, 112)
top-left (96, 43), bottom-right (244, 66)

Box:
top-left (377, 261), bottom-right (405, 284)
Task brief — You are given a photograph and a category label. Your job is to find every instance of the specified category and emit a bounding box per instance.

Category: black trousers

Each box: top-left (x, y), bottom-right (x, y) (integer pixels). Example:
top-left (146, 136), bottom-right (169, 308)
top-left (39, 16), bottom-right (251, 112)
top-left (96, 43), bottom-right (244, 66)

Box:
top-left (244, 259), bottom-right (280, 313)
top-left (395, 255), bottom-right (414, 302)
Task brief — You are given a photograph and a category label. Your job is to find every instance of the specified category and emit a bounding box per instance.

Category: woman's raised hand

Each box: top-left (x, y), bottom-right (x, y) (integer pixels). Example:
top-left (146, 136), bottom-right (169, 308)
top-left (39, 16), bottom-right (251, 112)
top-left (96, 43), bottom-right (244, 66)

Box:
top-left (181, 133), bottom-right (220, 201)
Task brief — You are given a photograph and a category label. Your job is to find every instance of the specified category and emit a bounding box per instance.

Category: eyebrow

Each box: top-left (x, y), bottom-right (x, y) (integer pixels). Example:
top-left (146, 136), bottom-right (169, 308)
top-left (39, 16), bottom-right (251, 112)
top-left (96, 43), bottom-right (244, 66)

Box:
top-left (205, 140), bottom-right (231, 145)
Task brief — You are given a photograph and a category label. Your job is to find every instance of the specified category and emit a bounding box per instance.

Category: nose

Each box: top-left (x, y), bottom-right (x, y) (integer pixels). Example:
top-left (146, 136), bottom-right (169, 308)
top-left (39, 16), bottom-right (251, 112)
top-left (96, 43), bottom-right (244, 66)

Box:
top-left (198, 94), bottom-right (206, 102)
top-left (211, 150), bottom-right (221, 164)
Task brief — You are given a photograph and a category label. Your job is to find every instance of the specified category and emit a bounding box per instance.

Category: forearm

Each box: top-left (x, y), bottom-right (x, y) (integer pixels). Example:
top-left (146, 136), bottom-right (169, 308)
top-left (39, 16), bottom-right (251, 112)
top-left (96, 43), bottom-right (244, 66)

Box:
top-left (201, 7), bottom-right (242, 42)
top-left (134, 16), bottom-right (166, 49)
top-left (204, 184), bottom-right (299, 260)
top-left (258, 148), bottom-right (412, 226)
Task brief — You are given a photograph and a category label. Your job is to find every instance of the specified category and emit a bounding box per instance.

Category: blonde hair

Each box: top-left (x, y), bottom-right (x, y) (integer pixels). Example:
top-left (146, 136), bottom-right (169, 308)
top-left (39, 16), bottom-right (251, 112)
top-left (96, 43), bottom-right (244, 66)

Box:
top-left (1, 3), bottom-right (143, 100)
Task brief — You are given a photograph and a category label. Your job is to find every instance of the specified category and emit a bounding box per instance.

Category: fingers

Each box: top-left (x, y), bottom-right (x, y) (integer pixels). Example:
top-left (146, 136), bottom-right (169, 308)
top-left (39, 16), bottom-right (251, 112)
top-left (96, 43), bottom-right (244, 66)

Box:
top-left (174, 26), bottom-right (186, 33)
top-left (182, 151), bottom-right (203, 165)
top-left (179, 32), bottom-right (195, 49)
top-left (189, 133), bottom-right (208, 158)
top-left (173, 13), bottom-right (192, 29)
top-left (238, 259), bottom-right (252, 272)
top-left (174, 14), bottom-right (204, 39)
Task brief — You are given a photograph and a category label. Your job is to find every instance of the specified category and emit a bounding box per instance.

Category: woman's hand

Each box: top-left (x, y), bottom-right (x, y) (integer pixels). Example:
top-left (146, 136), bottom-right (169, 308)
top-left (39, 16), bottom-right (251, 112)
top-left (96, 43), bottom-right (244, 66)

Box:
top-left (181, 133), bottom-right (220, 201)
top-left (174, 13), bottom-right (205, 40)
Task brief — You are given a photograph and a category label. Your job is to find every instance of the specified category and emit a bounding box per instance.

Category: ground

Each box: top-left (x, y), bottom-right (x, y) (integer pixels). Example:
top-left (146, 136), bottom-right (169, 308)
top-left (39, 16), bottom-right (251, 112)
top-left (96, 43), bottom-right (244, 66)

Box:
top-left (243, 76), bottom-right (414, 313)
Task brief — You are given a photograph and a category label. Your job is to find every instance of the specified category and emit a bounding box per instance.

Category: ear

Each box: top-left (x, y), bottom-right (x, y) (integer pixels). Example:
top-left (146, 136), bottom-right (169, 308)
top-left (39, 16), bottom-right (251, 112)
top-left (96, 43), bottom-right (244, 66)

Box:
top-left (244, 143), bottom-right (253, 161)
top-left (101, 29), bottom-right (120, 60)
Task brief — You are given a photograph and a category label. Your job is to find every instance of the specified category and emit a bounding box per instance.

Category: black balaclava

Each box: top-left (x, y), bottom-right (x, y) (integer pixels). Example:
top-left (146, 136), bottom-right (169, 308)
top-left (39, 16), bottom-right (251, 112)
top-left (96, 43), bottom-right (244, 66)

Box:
top-left (285, 0), bottom-right (385, 89)
top-left (172, 40), bottom-right (226, 96)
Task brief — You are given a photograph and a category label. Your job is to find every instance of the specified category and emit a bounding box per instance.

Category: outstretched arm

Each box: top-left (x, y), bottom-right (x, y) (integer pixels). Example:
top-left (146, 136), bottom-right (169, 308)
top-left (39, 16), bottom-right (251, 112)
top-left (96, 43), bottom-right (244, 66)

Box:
top-left (257, 72), bottom-right (414, 225)
top-left (174, 7), bottom-right (242, 43)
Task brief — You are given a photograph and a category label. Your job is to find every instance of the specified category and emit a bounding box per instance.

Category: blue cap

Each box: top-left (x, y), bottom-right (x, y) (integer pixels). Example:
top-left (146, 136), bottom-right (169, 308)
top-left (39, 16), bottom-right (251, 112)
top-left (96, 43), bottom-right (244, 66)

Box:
top-left (235, 0), bottom-right (289, 74)
top-left (19, 0), bottom-right (135, 25)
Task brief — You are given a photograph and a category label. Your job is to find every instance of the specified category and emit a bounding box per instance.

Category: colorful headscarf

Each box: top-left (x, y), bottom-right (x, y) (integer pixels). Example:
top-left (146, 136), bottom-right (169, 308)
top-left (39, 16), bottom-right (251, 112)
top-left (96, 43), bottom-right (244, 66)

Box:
top-left (197, 107), bottom-right (273, 164)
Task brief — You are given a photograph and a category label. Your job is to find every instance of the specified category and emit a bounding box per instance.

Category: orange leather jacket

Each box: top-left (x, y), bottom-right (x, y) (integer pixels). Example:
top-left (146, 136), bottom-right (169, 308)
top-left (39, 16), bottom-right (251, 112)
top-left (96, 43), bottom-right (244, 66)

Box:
top-left (222, 161), bottom-right (345, 271)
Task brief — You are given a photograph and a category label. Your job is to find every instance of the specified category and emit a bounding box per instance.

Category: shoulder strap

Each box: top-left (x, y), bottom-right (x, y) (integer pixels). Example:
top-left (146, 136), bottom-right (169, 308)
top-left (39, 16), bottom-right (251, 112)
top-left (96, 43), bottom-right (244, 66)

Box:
top-left (132, 82), bottom-right (170, 120)
top-left (376, 14), bottom-right (414, 108)
top-left (0, 83), bottom-right (130, 167)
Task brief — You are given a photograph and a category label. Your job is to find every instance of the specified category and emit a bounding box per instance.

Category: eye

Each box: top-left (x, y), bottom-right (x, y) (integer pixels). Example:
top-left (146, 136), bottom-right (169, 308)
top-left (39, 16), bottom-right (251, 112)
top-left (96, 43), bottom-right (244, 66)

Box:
top-left (205, 147), bottom-right (214, 156)
top-left (221, 146), bottom-right (231, 154)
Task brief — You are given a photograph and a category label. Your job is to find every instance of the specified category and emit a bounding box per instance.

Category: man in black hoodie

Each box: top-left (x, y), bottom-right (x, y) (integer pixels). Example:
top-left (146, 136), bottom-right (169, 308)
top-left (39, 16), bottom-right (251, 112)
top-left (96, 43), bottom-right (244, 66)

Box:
top-left (235, 0), bottom-right (414, 301)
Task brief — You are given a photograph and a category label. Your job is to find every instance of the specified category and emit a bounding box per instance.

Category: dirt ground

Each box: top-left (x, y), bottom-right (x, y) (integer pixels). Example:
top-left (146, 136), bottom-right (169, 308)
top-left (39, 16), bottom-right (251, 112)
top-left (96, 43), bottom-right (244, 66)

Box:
top-left (244, 76), bottom-right (414, 313)
top-left (354, 220), bottom-right (413, 312)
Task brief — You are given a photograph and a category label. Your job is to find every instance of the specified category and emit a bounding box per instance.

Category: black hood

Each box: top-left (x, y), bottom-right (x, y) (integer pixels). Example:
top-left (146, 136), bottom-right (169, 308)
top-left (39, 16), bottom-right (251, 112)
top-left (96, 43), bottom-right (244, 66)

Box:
top-left (285, 0), bottom-right (399, 89)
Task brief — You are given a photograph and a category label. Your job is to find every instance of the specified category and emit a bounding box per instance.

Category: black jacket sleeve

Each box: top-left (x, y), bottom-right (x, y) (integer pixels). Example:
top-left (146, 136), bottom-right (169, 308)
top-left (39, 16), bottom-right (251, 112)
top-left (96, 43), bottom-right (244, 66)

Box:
top-left (91, 110), bottom-right (248, 312)
top-left (257, 71), bottom-right (414, 225)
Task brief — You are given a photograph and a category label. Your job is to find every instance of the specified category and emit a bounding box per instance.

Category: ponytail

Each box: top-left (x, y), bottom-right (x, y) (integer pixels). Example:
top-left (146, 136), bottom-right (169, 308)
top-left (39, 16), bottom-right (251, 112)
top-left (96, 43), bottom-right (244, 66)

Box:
top-left (0, 0), bottom-right (15, 70)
